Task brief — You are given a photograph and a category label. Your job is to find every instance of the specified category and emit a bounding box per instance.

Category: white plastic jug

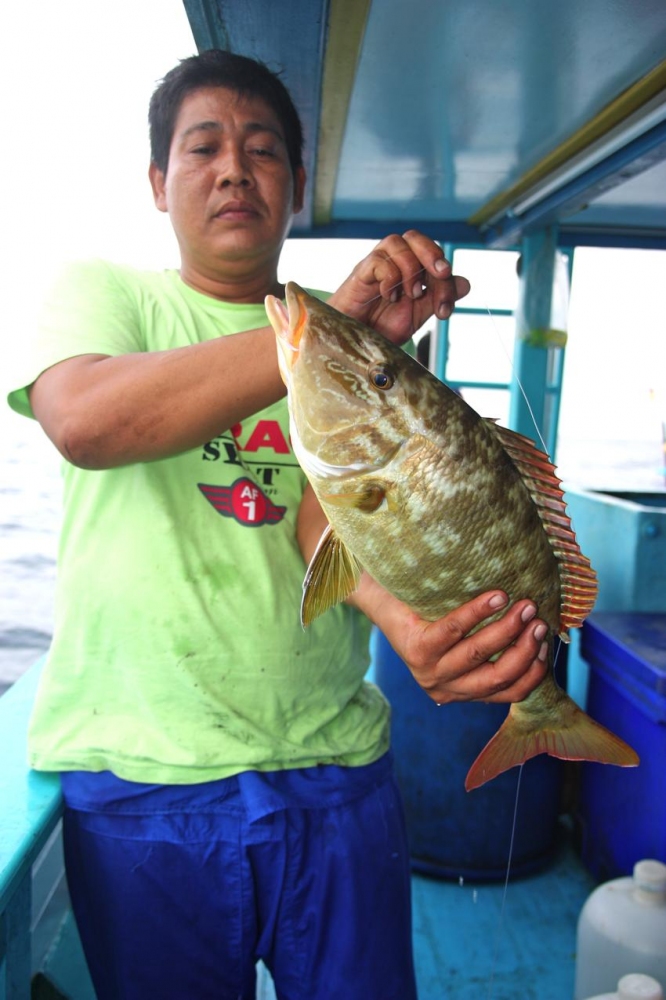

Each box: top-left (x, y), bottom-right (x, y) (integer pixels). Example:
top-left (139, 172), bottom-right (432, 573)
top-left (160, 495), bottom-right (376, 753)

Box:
top-left (582, 973), bottom-right (664, 1000)
top-left (575, 859), bottom-right (666, 1000)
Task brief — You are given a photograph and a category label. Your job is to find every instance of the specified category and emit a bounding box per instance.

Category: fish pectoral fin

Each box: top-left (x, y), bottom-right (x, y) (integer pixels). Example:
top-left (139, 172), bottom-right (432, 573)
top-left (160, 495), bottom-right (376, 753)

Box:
top-left (321, 481), bottom-right (388, 513)
top-left (301, 524), bottom-right (363, 627)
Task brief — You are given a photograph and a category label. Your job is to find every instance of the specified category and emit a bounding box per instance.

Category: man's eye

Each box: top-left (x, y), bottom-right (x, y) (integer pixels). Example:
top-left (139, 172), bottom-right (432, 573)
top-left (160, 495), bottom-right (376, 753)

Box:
top-left (250, 146), bottom-right (275, 158)
top-left (191, 145), bottom-right (215, 156)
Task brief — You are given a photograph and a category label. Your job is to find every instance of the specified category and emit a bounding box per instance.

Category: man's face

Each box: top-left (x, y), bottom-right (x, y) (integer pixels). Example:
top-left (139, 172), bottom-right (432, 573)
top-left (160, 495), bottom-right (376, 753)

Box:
top-left (150, 86), bottom-right (305, 278)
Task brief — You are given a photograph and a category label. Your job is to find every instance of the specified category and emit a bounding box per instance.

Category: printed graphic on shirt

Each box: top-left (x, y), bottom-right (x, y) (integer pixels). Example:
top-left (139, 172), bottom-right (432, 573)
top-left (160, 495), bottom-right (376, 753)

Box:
top-left (200, 413), bottom-right (302, 508)
top-left (198, 479), bottom-right (287, 527)
top-left (201, 421), bottom-right (301, 486)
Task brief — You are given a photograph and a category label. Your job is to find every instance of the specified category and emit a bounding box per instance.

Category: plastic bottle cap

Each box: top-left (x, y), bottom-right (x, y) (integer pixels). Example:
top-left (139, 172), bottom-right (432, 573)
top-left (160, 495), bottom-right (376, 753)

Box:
top-left (618, 973), bottom-right (664, 1000)
top-left (633, 859), bottom-right (666, 904)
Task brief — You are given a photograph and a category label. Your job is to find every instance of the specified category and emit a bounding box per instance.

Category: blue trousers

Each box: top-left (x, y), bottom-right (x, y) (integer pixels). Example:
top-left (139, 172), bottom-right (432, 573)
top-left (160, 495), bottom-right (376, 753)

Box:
top-left (62, 767), bottom-right (417, 999)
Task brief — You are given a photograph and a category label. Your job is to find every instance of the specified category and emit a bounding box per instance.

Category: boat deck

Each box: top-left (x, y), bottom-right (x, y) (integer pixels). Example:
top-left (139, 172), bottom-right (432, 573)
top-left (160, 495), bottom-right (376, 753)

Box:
top-left (409, 833), bottom-right (594, 999)
top-left (259, 830), bottom-right (594, 999)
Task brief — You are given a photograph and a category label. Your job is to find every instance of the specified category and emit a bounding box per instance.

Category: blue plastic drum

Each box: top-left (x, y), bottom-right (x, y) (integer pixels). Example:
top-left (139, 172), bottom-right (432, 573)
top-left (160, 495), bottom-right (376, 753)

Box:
top-left (373, 630), bottom-right (564, 880)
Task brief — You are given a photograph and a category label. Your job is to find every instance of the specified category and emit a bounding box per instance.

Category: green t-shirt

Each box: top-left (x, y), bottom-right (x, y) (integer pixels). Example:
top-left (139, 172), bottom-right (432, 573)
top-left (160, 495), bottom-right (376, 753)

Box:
top-left (8, 260), bottom-right (389, 783)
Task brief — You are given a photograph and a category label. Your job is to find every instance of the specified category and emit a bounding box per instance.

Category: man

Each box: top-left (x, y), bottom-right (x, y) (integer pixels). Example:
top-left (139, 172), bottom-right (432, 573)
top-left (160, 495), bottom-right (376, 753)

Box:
top-left (8, 50), bottom-right (547, 999)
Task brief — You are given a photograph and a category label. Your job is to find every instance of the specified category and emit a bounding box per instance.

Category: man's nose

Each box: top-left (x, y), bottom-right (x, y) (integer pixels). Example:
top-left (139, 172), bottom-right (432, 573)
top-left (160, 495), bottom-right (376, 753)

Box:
top-left (217, 147), bottom-right (252, 187)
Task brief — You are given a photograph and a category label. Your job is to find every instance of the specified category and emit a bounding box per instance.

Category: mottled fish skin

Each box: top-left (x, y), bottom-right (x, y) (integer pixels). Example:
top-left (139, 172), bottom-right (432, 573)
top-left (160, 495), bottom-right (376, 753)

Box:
top-left (320, 413), bottom-right (562, 628)
top-left (265, 283), bottom-right (639, 788)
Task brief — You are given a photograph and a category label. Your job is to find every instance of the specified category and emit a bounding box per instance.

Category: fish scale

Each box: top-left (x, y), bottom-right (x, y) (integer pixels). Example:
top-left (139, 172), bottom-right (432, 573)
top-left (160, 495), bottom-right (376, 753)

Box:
top-left (265, 282), bottom-right (640, 790)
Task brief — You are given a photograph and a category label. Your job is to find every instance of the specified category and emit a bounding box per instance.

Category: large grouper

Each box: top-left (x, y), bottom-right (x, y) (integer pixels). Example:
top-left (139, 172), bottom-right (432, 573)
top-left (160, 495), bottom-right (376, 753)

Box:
top-left (265, 282), bottom-right (639, 790)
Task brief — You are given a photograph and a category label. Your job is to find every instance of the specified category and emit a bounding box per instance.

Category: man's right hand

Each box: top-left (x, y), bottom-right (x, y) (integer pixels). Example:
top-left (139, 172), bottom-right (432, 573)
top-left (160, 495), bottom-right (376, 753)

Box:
top-left (328, 230), bottom-right (470, 346)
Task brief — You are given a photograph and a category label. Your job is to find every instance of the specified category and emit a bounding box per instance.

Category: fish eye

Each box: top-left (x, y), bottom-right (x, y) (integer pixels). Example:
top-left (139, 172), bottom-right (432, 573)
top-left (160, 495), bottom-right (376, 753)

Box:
top-left (369, 364), bottom-right (395, 390)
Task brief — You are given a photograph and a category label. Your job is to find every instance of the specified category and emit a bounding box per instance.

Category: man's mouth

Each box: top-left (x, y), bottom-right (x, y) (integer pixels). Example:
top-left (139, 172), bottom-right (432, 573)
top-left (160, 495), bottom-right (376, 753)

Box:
top-left (214, 201), bottom-right (259, 219)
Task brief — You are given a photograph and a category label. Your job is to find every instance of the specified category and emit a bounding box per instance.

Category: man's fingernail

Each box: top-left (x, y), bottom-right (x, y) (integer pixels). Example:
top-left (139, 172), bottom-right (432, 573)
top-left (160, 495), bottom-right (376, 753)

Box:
top-left (488, 593), bottom-right (508, 609)
top-left (533, 623), bottom-right (548, 641)
top-left (538, 640), bottom-right (549, 661)
top-left (434, 259), bottom-right (449, 273)
top-left (412, 281), bottom-right (424, 298)
top-left (437, 303), bottom-right (451, 319)
top-left (390, 290), bottom-right (398, 303)
top-left (521, 604), bottom-right (537, 623)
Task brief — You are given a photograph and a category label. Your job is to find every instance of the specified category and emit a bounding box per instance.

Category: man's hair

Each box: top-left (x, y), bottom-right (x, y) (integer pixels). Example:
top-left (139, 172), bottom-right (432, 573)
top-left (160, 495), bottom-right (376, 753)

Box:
top-left (149, 49), bottom-right (304, 175)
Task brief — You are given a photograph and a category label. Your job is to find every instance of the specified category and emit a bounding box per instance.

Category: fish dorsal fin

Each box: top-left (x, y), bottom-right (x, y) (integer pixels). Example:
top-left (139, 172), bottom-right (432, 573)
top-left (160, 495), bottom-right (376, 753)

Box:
top-left (486, 420), bottom-right (598, 638)
top-left (301, 524), bottom-right (363, 627)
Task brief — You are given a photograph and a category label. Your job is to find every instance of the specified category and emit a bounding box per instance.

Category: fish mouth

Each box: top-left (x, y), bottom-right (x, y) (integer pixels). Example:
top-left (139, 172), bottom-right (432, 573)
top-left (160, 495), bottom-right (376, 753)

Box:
top-left (265, 281), bottom-right (308, 382)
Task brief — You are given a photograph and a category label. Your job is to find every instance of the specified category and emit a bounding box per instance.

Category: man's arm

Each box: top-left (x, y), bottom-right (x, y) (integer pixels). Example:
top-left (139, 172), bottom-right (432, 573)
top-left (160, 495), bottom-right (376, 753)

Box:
top-left (296, 484), bottom-right (549, 705)
top-left (29, 233), bottom-right (468, 470)
top-left (29, 326), bottom-right (284, 469)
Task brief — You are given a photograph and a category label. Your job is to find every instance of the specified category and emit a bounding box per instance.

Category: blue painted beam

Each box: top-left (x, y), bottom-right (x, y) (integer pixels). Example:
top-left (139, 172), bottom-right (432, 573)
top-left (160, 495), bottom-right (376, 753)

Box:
top-left (288, 219), bottom-right (482, 242)
top-left (486, 119), bottom-right (666, 250)
top-left (558, 227), bottom-right (666, 249)
top-left (181, 0), bottom-right (223, 50)
top-left (289, 216), bottom-right (666, 250)
top-left (509, 228), bottom-right (559, 453)
top-left (446, 380), bottom-right (510, 392)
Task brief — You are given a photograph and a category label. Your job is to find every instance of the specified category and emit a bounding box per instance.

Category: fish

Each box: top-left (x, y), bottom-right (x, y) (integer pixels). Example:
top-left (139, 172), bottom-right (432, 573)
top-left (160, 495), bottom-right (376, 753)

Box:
top-left (264, 282), bottom-right (640, 790)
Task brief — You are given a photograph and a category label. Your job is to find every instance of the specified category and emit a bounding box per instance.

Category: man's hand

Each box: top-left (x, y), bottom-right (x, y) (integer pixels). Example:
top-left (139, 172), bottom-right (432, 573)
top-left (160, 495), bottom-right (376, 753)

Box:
top-left (328, 230), bottom-right (471, 346)
top-left (355, 573), bottom-right (549, 705)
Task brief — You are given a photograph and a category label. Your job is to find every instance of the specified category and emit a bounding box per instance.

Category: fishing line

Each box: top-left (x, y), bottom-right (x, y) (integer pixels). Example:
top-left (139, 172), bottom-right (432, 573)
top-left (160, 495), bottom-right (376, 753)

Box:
top-left (486, 762), bottom-right (524, 1000)
top-left (477, 296), bottom-right (562, 1000)
top-left (480, 302), bottom-right (551, 457)
top-left (357, 263), bottom-right (430, 323)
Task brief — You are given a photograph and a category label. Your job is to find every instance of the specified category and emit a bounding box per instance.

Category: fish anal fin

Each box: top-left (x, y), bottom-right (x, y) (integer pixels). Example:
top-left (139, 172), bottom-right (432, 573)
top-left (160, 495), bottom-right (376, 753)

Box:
top-left (464, 696), bottom-right (639, 791)
top-left (321, 482), bottom-right (387, 513)
top-left (301, 524), bottom-right (362, 627)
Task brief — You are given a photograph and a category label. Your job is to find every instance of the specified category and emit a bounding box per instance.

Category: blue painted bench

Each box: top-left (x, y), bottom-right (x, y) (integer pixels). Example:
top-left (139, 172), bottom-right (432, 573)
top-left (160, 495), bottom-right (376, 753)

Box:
top-left (0, 659), bottom-right (94, 1000)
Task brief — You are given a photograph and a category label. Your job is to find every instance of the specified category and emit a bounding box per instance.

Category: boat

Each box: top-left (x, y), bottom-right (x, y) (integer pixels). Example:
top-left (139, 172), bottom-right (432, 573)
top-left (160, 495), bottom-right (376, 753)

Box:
top-left (2, 2), bottom-right (665, 996)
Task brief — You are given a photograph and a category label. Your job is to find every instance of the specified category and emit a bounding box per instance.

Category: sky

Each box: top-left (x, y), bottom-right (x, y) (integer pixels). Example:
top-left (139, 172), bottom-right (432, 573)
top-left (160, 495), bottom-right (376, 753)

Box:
top-left (1, 0), bottom-right (191, 361)
top-left (1, 1), bottom-right (665, 482)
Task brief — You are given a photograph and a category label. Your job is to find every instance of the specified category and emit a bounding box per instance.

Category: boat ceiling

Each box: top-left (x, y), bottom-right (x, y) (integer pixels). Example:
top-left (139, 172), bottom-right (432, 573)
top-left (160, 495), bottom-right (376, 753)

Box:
top-left (182, 0), bottom-right (666, 249)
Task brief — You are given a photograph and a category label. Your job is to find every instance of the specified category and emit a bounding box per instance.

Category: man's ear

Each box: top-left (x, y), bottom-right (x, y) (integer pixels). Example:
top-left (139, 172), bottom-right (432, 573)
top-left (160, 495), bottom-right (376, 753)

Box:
top-left (149, 162), bottom-right (168, 213)
top-left (293, 166), bottom-right (306, 215)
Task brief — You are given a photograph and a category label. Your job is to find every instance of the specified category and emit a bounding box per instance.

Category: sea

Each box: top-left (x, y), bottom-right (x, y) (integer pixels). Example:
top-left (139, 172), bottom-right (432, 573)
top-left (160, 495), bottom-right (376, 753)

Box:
top-left (1, 403), bottom-right (665, 699)
top-left (1, 408), bottom-right (60, 697)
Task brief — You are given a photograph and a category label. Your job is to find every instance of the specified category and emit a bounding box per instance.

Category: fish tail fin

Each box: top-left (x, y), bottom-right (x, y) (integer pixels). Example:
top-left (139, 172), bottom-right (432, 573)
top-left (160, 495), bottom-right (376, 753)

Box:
top-left (464, 680), bottom-right (639, 791)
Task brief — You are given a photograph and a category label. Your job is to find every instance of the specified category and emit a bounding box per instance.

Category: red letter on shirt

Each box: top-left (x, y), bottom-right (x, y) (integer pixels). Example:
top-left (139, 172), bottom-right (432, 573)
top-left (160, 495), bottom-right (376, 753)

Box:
top-left (242, 420), bottom-right (290, 454)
